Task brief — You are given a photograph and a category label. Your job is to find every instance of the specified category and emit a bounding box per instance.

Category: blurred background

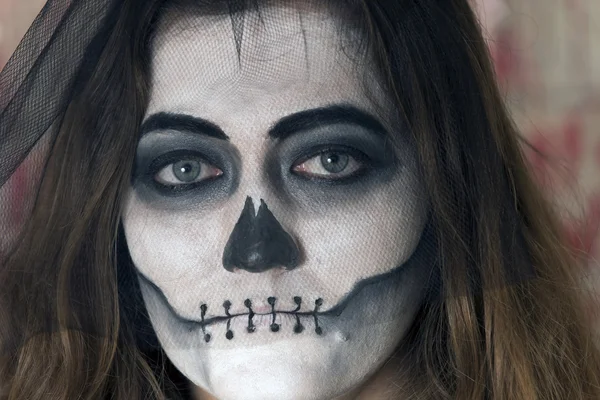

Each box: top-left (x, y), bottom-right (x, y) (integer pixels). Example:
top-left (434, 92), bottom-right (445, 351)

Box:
top-left (471, 0), bottom-right (600, 329)
top-left (473, 0), bottom-right (600, 264)
top-left (0, 0), bottom-right (599, 318)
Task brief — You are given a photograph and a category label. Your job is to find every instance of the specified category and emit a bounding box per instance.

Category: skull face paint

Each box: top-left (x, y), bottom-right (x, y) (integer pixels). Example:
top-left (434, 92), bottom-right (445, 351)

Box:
top-left (121, 4), bottom-right (432, 400)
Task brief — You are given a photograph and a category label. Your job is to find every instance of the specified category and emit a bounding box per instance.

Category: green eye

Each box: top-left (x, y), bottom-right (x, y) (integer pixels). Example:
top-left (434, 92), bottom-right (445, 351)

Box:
top-left (292, 150), bottom-right (363, 179)
top-left (155, 158), bottom-right (223, 186)
top-left (172, 160), bottom-right (203, 182)
top-left (320, 152), bottom-right (350, 174)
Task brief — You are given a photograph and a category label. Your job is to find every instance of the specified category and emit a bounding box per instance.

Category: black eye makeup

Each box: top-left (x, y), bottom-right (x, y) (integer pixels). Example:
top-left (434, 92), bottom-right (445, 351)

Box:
top-left (132, 106), bottom-right (402, 209)
top-left (149, 150), bottom-right (224, 192)
top-left (265, 121), bottom-right (402, 208)
top-left (131, 131), bottom-right (240, 207)
top-left (275, 123), bottom-right (399, 181)
top-left (290, 145), bottom-right (371, 181)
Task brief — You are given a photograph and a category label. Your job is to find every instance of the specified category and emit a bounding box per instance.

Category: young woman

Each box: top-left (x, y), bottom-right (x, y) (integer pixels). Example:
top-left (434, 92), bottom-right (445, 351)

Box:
top-left (1, 0), bottom-right (599, 399)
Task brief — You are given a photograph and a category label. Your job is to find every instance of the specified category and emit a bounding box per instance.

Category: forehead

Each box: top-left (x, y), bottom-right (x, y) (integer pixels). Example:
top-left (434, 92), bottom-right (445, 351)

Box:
top-left (146, 5), bottom-right (391, 135)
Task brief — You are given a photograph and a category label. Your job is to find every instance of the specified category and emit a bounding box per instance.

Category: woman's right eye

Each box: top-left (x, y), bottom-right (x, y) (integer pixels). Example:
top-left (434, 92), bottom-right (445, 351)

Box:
top-left (154, 159), bottom-right (223, 187)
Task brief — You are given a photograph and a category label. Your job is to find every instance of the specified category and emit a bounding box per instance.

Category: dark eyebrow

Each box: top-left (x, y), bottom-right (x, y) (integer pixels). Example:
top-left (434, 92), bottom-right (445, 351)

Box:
top-left (140, 112), bottom-right (229, 141)
top-left (268, 104), bottom-right (389, 140)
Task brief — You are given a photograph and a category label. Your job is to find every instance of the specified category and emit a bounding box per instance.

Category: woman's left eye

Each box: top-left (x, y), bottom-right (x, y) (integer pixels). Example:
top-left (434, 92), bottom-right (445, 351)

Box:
top-left (154, 159), bottom-right (223, 186)
top-left (291, 149), bottom-right (365, 179)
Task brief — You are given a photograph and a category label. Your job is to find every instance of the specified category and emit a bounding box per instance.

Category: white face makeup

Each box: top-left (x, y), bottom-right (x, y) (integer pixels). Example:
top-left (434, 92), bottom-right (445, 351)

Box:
top-left (122, 4), bottom-right (432, 400)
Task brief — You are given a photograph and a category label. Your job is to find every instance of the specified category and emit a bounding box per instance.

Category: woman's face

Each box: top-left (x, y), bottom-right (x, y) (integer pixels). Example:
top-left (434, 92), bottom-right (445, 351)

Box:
top-left (122, 4), bottom-right (431, 400)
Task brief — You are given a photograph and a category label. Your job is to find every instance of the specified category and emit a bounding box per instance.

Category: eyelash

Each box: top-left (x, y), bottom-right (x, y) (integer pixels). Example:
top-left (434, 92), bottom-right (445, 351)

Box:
top-left (148, 151), bottom-right (222, 192)
top-left (148, 146), bottom-right (370, 190)
top-left (290, 146), bottom-right (369, 181)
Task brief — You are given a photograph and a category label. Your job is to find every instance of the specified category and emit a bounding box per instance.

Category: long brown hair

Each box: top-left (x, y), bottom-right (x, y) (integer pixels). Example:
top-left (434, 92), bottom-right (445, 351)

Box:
top-left (2, 0), bottom-right (600, 399)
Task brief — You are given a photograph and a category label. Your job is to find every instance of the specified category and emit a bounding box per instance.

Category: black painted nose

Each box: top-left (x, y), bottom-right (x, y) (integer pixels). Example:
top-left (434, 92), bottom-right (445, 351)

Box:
top-left (222, 196), bottom-right (300, 273)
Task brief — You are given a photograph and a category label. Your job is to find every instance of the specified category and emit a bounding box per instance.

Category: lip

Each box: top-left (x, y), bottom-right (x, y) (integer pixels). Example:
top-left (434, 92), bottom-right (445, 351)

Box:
top-left (213, 312), bottom-right (317, 339)
top-left (233, 313), bottom-right (278, 328)
top-left (252, 306), bottom-right (273, 313)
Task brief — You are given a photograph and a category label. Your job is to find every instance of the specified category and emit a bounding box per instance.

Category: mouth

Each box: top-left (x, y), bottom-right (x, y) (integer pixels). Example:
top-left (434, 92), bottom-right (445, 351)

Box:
top-left (197, 296), bottom-right (324, 342)
top-left (135, 256), bottom-right (417, 344)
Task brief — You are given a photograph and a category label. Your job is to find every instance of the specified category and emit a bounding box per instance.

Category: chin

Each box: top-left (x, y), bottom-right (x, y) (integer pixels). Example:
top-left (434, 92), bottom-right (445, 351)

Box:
top-left (140, 265), bottom-right (427, 400)
top-left (166, 333), bottom-right (378, 400)
top-left (135, 229), bottom-right (433, 400)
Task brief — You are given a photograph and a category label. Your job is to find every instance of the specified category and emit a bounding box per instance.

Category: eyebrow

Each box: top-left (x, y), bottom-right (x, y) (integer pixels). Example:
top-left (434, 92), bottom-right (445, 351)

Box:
top-left (140, 112), bottom-right (229, 140)
top-left (268, 104), bottom-right (389, 140)
top-left (140, 104), bottom-right (388, 141)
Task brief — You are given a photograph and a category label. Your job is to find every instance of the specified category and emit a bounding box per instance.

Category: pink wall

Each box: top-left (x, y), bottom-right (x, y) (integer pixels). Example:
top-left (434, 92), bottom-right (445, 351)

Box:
top-left (473, 0), bottom-right (600, 266)
top-left (0, 0), bottom-right (45, 70)
top-left (474, 0), bottom-right (600, 329)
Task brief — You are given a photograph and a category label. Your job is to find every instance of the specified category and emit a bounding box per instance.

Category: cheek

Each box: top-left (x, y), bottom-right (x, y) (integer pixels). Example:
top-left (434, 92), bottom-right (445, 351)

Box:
top-left (123, 172), bottom-right (425, 276)
top-left (294, 170), bottom-right (428, 280)
top-left (121, 191), bottom-right (229, 283)
top-left (121, 159), bottom-right (429, 318)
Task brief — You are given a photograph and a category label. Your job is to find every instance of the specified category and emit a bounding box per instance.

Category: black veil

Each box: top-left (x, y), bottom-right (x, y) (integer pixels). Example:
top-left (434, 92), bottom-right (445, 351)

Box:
top-left (0, 0), bottom-right (118, 187)
top-left (0, 0), bottom-right (125, 271)
top-left (0, 5), bottom-right (195, 396)
top-left (0, 0), bottom-right (166, 363)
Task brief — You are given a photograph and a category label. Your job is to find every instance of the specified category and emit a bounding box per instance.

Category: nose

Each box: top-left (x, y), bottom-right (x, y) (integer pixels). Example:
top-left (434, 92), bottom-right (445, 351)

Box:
top-left (222, 196), bottom-right (300, 273)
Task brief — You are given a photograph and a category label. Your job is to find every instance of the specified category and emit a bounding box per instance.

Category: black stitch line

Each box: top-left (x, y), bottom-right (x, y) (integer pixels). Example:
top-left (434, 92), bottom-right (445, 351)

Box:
top-left (224, 300), bottom-right (234, 340)
top-left (138, 249), bottom-right (419, 340)
top-left (293, 296), bottom-right (304, 333)
top-left (293, 296), bottom-right (302, 311)
top-left (198, 297), bottom-right (325, 338)
top-left (244, 299), bottom-right (256, 333)
top-left (197, 299), bottom-right (320, 326)
top-left (314, 298), bottom-right (323, 335)
top-left (268, 297), bottom-right (280, 332)
top-left (294, 314), bottom-right (304, 333)
top-left (200, 304), bottom-right (211, 343)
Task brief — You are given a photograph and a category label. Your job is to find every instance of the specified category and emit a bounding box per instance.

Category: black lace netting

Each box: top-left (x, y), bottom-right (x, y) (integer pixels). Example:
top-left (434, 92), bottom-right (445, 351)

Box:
top-left (0, 6), bottom-right (191, 393)
top-left (0, 0), bottom-right (123, 266)
top-left (0, 0), bottom-right (117, 187)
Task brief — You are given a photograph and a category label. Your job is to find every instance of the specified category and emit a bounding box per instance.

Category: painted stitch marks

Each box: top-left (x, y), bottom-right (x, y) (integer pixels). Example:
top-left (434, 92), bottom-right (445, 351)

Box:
top-left (198, 297), bottom-right (325, 342)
